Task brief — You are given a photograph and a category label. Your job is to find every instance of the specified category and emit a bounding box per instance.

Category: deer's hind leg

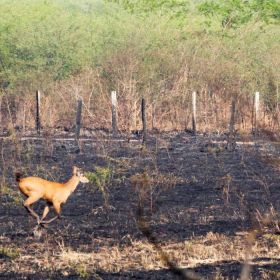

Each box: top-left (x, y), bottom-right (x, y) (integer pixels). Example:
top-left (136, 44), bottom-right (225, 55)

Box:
top-left (23, 195), bottom-right (42, 224)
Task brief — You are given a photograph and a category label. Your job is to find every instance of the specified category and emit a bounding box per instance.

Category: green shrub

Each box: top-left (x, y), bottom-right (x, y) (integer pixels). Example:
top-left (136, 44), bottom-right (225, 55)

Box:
top-left (85, 166), bottom-right (113, 206)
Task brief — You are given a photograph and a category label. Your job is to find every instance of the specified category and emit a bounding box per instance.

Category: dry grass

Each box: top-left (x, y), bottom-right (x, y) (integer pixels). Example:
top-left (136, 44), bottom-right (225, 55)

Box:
top-left (1, 231), bottom-right (279, 279)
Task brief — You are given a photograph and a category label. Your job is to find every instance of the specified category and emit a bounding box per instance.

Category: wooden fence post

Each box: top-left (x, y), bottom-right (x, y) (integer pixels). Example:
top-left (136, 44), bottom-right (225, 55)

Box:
top-left (152, 100), bottom-right (156, 130)
top-left (253, 91), bottom-right (260, 134)
top-left (141, 98), bottom-right (147, 144)
top-left (192, 91), bottom-right (197, 135)
top-left (36, 90), bottom-right (41, 135)
top-left (227, 97), bottom-right (236, 151)
top-left (75, 99), bottom-right (82, 140)
top-left (111, 91), bottom-right (118, 137)
top-left (0, 96), bottom-right (2, 130)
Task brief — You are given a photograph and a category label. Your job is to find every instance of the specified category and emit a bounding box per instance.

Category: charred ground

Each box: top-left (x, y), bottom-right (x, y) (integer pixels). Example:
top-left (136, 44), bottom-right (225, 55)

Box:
top-left (0, 131), bottom-right (280, 279)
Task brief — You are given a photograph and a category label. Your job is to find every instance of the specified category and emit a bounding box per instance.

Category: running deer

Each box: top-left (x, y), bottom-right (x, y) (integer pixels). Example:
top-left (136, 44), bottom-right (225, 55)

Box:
top-left (16, 166), bottom-right (89, 225)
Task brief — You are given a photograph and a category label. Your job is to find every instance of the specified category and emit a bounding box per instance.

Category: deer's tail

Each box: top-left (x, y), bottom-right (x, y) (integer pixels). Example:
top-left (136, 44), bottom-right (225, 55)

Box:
top-left (15, 172), bottom-right (22, 183)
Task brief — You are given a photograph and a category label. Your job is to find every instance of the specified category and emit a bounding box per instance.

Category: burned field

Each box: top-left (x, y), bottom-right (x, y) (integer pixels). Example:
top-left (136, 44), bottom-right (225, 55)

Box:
top-left (1, 132), bottom-right (280, 279)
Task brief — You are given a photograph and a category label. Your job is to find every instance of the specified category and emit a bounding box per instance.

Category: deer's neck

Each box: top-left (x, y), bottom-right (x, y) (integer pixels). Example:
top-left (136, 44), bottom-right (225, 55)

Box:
top-left (64, 175), bottom-right (80, 193)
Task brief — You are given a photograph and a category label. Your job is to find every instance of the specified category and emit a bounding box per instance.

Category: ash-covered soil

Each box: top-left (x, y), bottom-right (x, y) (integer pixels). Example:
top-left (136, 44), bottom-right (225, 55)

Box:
top-left (0, 132), bottom-right (280, 279)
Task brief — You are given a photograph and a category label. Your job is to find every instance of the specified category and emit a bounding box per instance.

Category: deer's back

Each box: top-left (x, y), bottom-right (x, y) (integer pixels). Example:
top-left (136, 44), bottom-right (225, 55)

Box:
top-left (18, 177), bottom-right (65, 202)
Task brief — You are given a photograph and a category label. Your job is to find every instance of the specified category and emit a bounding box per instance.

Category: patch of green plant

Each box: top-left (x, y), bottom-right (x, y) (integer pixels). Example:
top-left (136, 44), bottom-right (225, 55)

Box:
top-left (73, 263), bottom-right (102, 279)
top-left (85, 166), bottom-right (113, 207)
top-left (74, 264), bottom-right (89, 279)
top-left (264, 233), bottom-right (280, 241)
top-left (0, 246), bottom-right (20, 259)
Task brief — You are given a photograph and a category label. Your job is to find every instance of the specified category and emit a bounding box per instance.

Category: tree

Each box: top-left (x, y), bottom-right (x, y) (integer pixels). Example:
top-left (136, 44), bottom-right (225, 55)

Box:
top-left (199, 0), bottom-right (280, 28)
top-left (105, 0), bottom-right (189, 17)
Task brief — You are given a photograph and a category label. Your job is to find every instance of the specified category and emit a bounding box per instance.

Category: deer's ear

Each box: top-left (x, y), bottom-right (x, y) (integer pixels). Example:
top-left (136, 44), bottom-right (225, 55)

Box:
top-left (73, 166), bottom-right (78, 175)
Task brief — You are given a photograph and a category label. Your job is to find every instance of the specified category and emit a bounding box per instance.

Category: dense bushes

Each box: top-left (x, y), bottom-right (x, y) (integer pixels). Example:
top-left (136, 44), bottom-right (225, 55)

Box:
top-left (0, 0), bottom-right (279, 132)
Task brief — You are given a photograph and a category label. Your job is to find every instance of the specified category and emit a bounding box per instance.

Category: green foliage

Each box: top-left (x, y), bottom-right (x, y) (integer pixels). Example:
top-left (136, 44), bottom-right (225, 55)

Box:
top-left (106, 0), bottom-right (189, 17)
top-left (0, 0), bottom-right (135, 89)
top-left (86, 166), bottom-right (112, 188)
top-left (0, 246), bottom-right (20, 259)
top-left (74, 264), bottom-right (90, 279)
top-left (199, 0), bottom-right (280, 28)
top-left (85, 166), bottom-right (112, 206)
top-left (0, 0), bottom-right (279, 113)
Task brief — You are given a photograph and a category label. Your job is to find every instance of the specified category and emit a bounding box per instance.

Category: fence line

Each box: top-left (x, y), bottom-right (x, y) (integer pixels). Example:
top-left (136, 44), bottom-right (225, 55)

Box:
top-left (0, 90), bottom-right (272, 136)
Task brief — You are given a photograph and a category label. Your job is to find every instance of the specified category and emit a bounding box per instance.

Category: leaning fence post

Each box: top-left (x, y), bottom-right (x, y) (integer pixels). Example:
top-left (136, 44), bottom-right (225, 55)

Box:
top-left (192, 91), bottom-right (197, 135)
top-left (75, 99), bottom-right (82, 140)
top-left (252, 92), bottom-right (260, 134)
top-left (36, 90), bottom-right (41, 135)
top-left (141, 98), bottom-right (147, 144)
top-left (111, 91), bottom-right (118, 137)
